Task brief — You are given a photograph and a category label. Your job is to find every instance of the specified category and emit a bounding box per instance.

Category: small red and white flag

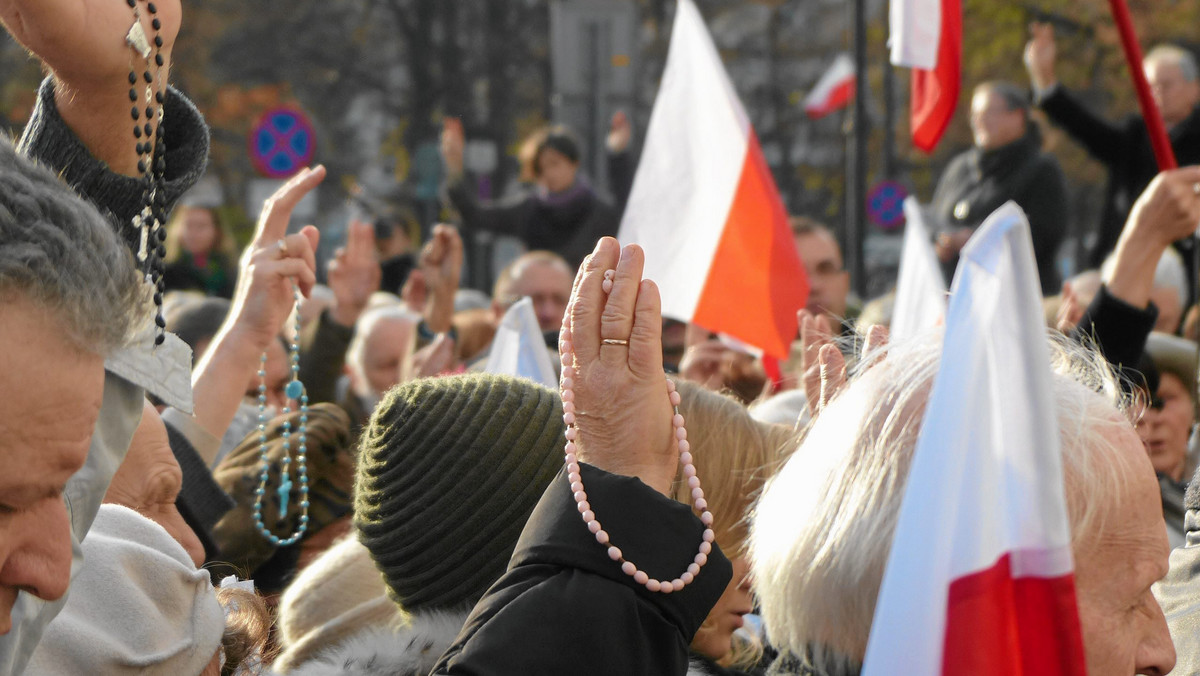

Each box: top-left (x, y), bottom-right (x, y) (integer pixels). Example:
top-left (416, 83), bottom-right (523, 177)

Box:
top-left (890, 0), bottom-right (961, 152)
top-left (803, 54), bottom-right (856, 119)
top-left (618, 0), bottom-right (808, 359)
top-left (861, 202), bottom-right (1087, 675)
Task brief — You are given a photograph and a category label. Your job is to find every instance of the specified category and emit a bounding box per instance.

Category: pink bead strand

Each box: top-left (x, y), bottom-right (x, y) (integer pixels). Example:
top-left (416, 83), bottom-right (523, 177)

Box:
top-left (558, 269), bottom-right (715, 594)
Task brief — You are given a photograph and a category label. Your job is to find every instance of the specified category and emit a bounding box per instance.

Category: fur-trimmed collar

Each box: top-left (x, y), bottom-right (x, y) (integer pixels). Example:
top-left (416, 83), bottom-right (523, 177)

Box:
top-left (280, 608), bottom-right (470, 676)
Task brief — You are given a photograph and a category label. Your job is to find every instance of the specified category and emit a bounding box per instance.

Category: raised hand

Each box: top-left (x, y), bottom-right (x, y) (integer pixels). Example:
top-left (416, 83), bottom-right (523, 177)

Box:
top-left (679, 340), bottom-right (736, 391)
top-left (563, 238), bottom-right (675, 495)
top-left (1024, 22), bottom-right (1058, 91)
top-left (227, 166), bottom-right (325, 353)
top-left (799, 309), bottom-right (835, 418)
top-left (607, 110), bottom-right (633, 153)
top-left (440, 118), bottom-right (465, 177)
top-left (327, 220), bottom-right (381, 328)
top-left (419, 224), bottom-right (463, 333)
top-left (1, 0), bottom-right (182, 175)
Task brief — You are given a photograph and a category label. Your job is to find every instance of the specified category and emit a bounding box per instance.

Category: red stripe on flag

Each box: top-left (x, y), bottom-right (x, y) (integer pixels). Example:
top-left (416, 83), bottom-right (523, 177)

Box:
top-left (691, 131), bottom-right (808, 359)
top-left (911, 0), bottom-right (961, 153)
top-left (943, 552), bottom-right (1087, 675)
top-left (806, 78), bottom-right (856, 119)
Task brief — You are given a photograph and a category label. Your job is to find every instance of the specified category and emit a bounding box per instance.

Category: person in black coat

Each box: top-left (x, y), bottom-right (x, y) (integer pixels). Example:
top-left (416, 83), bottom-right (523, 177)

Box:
top-left (1026, 23), bottom-right (1200, 274)
top-left (930, 81), bottom-right (1068, 294)
top-left (441, 124), bottom-right (621, 270)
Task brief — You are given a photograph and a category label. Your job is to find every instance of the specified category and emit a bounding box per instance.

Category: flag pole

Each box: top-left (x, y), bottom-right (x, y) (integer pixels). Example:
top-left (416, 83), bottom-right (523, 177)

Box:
top-left (1107, 0), bottom-right (1176, 170)
top-left (847, 0), bottom-right (869, 299)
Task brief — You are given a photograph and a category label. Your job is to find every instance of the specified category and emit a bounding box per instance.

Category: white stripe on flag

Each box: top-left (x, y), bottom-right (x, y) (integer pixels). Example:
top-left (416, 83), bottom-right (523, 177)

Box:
top-left (889, 0), bottom-right (942, 70)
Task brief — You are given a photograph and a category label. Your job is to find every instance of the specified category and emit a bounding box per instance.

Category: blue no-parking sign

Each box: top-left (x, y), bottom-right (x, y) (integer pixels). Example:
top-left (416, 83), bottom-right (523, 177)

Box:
top-left (866, 181), bottom-right (909, 231)
top-left (248, 108), bottom-right (316, 178)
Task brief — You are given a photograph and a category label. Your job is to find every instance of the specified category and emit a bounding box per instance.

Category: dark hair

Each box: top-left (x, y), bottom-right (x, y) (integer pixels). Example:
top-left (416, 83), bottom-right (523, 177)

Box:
top-left (534, 126), bottom-right (581, 174)
top-left (165, 296), bottom-right (231, 364)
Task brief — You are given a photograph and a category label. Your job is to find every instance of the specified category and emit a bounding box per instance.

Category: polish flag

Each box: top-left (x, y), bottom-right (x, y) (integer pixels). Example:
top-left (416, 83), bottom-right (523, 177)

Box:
top-left (618, 0), bottom-right (808, 359)
top-left (862, 203), bottom-right (1087, 675)
top-left (804, 54), bottom-right (856, 119)
top-left (890, 0), bottom-right (961, 152)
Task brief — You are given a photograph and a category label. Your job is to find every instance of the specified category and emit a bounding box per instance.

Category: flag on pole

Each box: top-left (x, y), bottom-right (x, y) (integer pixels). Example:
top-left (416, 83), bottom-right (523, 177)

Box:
top-left (861, 202), bottom-right (1087, 675)
top-left (804, 54), bottom-right (856, 119)
top-left (889, 198), bottom-right (946, 342)
top-left (618, 0), bottom-right (808, 359)
top-left (890, 0), bottom-right (961, 152)
top-left (483, 297), bottom-right (558, 389)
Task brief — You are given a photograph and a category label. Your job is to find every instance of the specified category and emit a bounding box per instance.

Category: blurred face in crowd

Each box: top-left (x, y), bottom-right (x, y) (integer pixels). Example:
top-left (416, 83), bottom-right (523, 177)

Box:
top-left (536, 147), bottom-right (578, 194)
top-left (105, 402), bottom-right (205, 567)
top-left (691, 555), bottom-right (753, 661)
top-left (180, 207), bottom-right (219, 258)
top-left (356, 314), bottom-right (419, 398)
top-left (245, 338), bottom-right (290, 411)
top-left (1073, 422), bottom-right (1174, 675)
top-left (505, 260), bottom-right (573, 333)
top-left (0, 298), bottom-right (102, 633)
top-left (794, 230), bottom-right (849, 320)
top-left (1143, 372), bottom-right (1194, 482)
top-left (1146, 59), bottom-right (1200, 129)
top-left (970, 88), bottom-right (1026, 151)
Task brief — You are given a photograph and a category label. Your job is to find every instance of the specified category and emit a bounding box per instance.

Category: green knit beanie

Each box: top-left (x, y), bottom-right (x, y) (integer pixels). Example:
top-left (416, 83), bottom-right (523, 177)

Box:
top-left (354, 373), bottom-right (565, 612)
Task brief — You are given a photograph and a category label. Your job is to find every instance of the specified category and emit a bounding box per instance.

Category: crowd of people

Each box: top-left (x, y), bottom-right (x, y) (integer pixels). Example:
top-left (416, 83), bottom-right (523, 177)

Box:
top-left (6, 3), bottom-right (1200, 675)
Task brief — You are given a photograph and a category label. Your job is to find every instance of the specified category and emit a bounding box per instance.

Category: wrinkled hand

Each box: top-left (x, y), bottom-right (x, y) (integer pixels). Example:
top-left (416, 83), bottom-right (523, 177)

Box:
top-left (328, 220), bottom-right (381, 328)
top-left (803, 320), bottom-right (888, 419)
top-left (227, 166), bottom-right (324, 353)
top-left (440, 119), bottom-right (465, 177)
top-left (606, 110), bottom-right (632, 153)
top-left (0, 0), bottom-right (180, 86)
top-left (563, 238), bottom-right (675, 495)
top-left (419, 224), bottom-right (463, 333)
top-left (1024, 22), bottom-right (1057, 91)
top-left (799, 309), bottom-right (834, 418)
top-left (1125, 167), bottom-right (1200, 248)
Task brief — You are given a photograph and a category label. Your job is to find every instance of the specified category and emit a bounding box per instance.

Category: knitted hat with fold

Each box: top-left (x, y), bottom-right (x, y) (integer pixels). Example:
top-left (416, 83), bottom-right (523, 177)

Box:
top-left (354, 373), bottom-right (565, 612)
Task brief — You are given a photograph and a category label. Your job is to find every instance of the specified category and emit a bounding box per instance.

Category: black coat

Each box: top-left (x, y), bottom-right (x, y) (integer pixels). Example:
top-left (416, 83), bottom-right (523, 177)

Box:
top-left (1039, 84), bottom-right (1200, 274)
top-left (446, 178), bottom-right (620, 270)
top-left (930, 126), bottom-right (1068, 295)
top-left (433, 464), bottom-right (733, 675)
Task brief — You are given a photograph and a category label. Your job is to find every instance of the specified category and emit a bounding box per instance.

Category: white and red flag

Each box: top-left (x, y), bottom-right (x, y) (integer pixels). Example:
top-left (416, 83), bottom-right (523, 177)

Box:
top-left (618, 0), bottom-right (807, 359)
top-left (861, 202), bottom-right (1087, 675)
top-left (803, 54), bottom-right (856, 119)
top-left (890, 0), bottom-right (961, 152)
top-left (888, 198), bottom-right (946, 342)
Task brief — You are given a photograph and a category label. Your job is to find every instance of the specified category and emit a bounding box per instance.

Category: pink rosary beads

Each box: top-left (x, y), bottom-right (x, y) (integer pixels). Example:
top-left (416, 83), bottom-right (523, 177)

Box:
top-left (558, 269), bottom-right (715, 594)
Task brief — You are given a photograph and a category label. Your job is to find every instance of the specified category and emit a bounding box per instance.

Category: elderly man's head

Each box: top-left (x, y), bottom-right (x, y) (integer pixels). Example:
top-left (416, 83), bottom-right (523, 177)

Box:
top-left (1102, 248), bottom-right (1187, 334)
top-left (791, 218), bottom-right (850, 321)
top-left (347, 305), bottom-right (421, 401)
top-left (492, 251), bottom-right (573, 333)
top-left (751, 337), bottom-right (1174, 675)
top-left (970, 81), bottom-right (1030, 150)
top-left (0, 141), bottom-right (141, 633)
top-left (1145, 45), bottom-right (1200, 129)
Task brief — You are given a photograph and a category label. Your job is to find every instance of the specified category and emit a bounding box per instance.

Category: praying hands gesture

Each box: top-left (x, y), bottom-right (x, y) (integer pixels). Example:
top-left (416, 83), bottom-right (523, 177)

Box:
top-left (420, 224), bottom-right (464, 334)
top-left (563, 238), bottom-right (676, 495)
top-left (0, 0), bottom-right (181, 175)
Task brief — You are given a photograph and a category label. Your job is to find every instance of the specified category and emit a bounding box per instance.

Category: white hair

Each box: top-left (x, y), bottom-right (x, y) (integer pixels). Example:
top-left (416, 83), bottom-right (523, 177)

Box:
top-left (748, 331), bottom-right (1133, 673)
top-left (1100, 246), bottom-right (1187, 311)
top-left (347, 305), bottom-right (421, 396)
top-left (1146, 44), bottom-right (1200, 83)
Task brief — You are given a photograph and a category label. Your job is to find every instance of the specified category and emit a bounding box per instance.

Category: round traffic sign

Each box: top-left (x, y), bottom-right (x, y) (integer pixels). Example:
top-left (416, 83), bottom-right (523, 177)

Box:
top-left (865, 181), bottom-right (909, 231)
top-left (248, 108), bottom-right (316, 178)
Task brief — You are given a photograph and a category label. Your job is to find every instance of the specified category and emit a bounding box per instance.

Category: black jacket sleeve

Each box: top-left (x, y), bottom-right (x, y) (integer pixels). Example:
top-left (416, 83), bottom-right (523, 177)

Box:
top-left (1019, 156), bottom-right (1069, 294)
top-left (1071, 284), bottom-right (1158, 373)
top-left (434, 464), bottom-right (732, 676)
top-left (445, 176), bottom-right (537, 240)
top-left (1038, 85), bottom-right (1130, 167)
top-left (298, 310), bottom-right (356, 406)
top-left (607, 148), bottom-right (637, 214)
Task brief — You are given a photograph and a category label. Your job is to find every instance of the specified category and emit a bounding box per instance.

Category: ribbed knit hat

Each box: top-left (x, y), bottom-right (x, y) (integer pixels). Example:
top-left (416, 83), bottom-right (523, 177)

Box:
top-left (354, 373), bottom-right (565, 612)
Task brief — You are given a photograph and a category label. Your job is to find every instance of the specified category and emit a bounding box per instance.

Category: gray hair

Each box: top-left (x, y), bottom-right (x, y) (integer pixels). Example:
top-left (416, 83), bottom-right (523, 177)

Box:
top-left (749, 331), bottom-right (1132, 673)
top-left (0, 138), bottom-right (142, 354)
top-left (1146, 44), bottom-right (1199, 83)
top-left (347, 305), bottom-right (421, 396)
top-left (976, 80), bottom-right (1031, 115)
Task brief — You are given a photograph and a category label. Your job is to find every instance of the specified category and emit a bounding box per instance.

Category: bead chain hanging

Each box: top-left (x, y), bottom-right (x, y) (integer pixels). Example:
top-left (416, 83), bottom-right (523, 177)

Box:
top-left (251, 284), bottom-right (310, 546)
top-left (124, 0), bottom-right (168, 345)
top-left (558, 269), bottom-right (715, 594)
